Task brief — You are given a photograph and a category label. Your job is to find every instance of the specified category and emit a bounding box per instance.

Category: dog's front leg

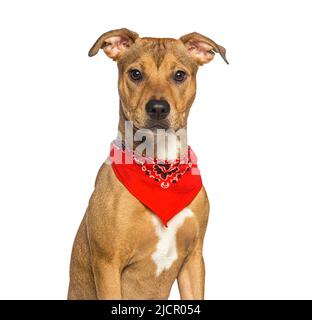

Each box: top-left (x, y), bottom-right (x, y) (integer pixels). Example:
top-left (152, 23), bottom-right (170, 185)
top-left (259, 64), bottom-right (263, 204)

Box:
top-left (177, 250), bottom-right (205, 300)
top-left (177, 242), bottom-right (205, 300)
top-left (87, 203), bottom-right (123, 300)
top-left (92, 258), bottom-right (122, 299)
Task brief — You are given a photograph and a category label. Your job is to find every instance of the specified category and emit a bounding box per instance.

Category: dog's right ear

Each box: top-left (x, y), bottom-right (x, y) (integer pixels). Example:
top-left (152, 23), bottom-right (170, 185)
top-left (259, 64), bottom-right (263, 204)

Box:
top-left (88, 28), bottom-right (139, 60)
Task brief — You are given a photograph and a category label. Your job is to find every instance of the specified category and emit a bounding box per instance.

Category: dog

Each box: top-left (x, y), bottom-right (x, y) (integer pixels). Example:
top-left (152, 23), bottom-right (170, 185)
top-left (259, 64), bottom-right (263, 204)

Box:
top-left (68, 28), bottom-right (228, 300)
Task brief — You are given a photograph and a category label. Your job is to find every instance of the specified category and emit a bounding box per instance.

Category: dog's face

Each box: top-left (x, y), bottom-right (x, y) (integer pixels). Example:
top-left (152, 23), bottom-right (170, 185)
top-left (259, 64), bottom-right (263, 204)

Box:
top-left (117, 38), bottom-right (198, 131)
top-left (89, 29), bottom-right (228, 131)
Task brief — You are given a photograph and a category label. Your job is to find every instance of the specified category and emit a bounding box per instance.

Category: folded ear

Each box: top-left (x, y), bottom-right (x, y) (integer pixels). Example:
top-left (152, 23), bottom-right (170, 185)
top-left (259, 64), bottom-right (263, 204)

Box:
top-left (88, 28), bottom-right (139, 60)
top-left (180, 32), bottom-right (229, 65)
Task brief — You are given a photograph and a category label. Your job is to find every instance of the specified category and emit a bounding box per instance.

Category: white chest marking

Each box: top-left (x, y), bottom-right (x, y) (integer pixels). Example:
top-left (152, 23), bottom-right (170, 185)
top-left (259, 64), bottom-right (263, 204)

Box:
top-left (151, 208), bottom-right (194, 276)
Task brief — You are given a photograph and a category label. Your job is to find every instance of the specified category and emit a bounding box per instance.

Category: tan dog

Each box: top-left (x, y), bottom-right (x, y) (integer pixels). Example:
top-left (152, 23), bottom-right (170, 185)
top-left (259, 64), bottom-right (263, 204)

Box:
top-left (68, 28), bottom-right (228, 300)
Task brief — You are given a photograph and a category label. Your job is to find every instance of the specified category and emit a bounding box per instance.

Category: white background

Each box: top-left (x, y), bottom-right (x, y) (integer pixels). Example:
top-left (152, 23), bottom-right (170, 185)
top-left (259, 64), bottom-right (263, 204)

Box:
top-left (0, 0), bottom-right (311, 300)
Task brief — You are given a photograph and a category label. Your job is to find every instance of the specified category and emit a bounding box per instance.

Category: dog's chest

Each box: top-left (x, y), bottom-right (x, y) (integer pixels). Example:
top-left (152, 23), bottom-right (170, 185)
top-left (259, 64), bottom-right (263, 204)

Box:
top-left (151, 208), bottom-right (195, 276)
top-left (131, 208), bottom-right (197, 277)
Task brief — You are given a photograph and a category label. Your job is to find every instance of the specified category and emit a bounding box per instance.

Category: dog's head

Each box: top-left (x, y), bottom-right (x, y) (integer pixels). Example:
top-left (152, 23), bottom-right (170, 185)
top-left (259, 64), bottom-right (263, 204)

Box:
top-left (89, 28), bottom-right (228, 131)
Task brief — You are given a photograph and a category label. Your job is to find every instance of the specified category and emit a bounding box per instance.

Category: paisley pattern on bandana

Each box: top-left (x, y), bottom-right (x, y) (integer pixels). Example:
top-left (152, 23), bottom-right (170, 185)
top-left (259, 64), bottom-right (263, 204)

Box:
top-left (140, 159), bottom-right (192, 189)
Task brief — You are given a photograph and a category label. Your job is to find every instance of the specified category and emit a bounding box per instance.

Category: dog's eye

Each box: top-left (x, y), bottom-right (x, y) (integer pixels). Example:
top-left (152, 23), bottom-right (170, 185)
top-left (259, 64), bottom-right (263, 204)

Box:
top-left (129, 69), bottom-right (143, 81)
top-left (173, 70), bottom-right (187, 82)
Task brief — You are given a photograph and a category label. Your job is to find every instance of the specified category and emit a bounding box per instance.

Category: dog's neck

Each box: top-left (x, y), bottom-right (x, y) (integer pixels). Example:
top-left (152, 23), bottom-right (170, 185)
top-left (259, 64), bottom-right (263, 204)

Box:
top-left (117, 103), bottom-right (188, 161)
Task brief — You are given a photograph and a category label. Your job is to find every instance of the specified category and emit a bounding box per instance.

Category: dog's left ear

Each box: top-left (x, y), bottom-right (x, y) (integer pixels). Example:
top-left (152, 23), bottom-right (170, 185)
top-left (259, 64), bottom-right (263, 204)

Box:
top-left (88, 28), bottom-right (139, 60)
top-left (180, 32), bottom-right (229, 65)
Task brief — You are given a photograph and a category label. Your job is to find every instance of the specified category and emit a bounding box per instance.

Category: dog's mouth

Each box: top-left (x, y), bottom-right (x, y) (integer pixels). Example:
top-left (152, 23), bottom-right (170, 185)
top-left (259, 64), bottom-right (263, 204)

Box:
top-left (122, 112), bottom-right (170, 132)
top-left (144, 120), bottom-right (170, 131)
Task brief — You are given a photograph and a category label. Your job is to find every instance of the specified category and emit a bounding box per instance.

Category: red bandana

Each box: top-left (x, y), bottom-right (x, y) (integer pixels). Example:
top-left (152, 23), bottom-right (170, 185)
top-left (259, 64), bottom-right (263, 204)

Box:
top-left (109, 142), bottom-right (203, 226)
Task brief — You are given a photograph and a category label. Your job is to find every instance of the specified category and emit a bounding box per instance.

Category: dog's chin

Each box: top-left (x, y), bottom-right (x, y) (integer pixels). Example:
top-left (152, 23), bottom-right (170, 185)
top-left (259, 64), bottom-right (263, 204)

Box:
top-left (146, 125), bottom-right (170, 133)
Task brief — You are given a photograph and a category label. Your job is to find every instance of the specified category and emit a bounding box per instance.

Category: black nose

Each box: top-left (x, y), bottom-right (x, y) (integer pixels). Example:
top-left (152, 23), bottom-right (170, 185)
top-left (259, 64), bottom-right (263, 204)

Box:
top-left (145, 100), bottom-right (170, 120)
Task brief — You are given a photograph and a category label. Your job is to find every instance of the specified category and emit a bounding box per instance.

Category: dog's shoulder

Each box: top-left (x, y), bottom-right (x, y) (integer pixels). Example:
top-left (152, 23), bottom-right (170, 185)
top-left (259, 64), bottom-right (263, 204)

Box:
top-left (87, 161), bottom-right (146, 226)
top-left (85, 161), bottom-right (150, 264)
